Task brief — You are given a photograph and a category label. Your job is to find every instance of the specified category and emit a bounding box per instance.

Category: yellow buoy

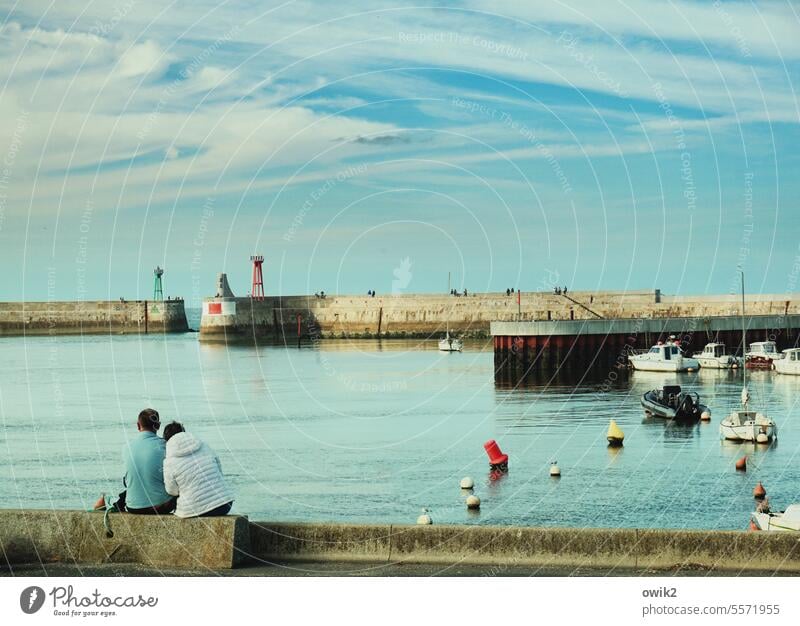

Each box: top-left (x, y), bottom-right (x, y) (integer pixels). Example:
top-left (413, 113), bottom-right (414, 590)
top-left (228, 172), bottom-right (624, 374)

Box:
top-left (607, 419), bottom-right (624, 447)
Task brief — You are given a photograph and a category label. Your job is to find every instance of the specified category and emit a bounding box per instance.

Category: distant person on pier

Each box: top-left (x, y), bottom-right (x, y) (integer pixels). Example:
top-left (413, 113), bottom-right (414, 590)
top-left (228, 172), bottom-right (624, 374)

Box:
top-left (118, 409), bottom-right (176, 515)
top-left (463, 288), bottom-right (468, 296)
top-left (563, 286), bottom-right (568, 295)
top-left (162, 422), bottom-right (235, 518)
top-left (506, 288), bottom-right (510, 296)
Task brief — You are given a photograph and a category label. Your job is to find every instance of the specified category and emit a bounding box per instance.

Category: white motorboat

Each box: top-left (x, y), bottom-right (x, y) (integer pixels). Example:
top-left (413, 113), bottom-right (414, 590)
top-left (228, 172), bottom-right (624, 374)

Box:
top-left (746, 341), bottom-right (783, 369)
top-left (693, 342), bottom-right (740, 369)
top-left (719, 273), bottom-right (778, 443)
top-left (774, 348), bottom-right (800, 375)
top-left (438, 331), bottom-right (463, 352)
top-left (629, 341), bottom-right (699, 372)
top-left (751, 503), bottom-right (800, 532)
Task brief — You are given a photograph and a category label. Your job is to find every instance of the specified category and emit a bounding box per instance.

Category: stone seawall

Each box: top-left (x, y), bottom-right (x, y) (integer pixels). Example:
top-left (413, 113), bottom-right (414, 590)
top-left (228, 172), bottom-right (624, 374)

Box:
top-left (199, 290), bottom-right (800, 343)
top-left (4, 511), bottom-right (800, 573)
top-left (0, 300), bottom-right (189, 336)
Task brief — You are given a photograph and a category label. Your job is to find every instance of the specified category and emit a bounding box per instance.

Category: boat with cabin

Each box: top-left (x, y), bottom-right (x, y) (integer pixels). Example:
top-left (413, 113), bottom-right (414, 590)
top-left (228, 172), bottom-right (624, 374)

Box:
top-left (746, 341), bottom-right (782, 369)
top-left (693, 342), bottom-right (740, 369)
top-left (774, 348), bottom-right (800, 375)
top-left (629, 340), bottom-right (700, 372)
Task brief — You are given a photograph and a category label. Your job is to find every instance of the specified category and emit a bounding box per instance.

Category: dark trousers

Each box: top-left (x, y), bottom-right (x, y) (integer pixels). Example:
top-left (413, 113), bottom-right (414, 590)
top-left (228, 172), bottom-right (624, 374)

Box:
top-left (122, 494), bottom-right (178, 515)
top-left (199, 501), bottom-right (233, 517)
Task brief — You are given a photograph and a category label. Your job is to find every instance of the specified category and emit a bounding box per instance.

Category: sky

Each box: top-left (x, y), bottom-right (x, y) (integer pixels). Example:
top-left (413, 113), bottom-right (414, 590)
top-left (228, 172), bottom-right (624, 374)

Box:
top-left (0, 0), bottom-right (798, 304)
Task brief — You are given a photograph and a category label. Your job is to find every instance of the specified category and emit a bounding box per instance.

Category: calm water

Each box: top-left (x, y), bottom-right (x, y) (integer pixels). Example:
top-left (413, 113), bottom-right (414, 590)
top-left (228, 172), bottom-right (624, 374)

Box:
top-left (1, 331), bottom-right (799, 530)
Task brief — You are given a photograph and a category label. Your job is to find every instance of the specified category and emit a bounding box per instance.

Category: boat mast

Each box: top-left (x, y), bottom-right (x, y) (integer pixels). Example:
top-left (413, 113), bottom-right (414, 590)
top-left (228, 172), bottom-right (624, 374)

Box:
top-left (446, 272), bottom-right (450, 337)
top-left (741, 271), bottom-right (748, 407)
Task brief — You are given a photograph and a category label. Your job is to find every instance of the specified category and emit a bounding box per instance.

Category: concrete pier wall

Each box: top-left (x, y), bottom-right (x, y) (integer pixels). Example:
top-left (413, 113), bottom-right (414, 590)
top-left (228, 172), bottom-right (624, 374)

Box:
top-left (199, 290), bottom-right (800, 343)
top-left (0, 509), bottom-right (249, 569)
top-left (251, 522), bottom-right (800, 572)
top-left (4, 511), bottom-right (799, 573)
top-left (0, 300), bottom-right (189, 336)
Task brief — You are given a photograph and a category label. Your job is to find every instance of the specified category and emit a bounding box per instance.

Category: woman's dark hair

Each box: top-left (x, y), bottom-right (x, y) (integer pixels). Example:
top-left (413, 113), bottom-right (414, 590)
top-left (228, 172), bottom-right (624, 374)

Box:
top-left (163, 421), bottom-right (185, 442)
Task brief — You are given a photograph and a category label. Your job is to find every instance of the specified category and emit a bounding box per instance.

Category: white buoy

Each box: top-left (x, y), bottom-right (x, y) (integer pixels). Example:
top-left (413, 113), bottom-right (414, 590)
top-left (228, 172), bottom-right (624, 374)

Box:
top-left (416, 508), bottom-right (432, 525)
top-left (459, 476), bottom-right (474, 490)
top-left (549, 462), bottom-right (561, 477)
top-left (700, 411), bottom-right (711, 421)
top-left (466, 495), bottom-right (481, 510)
top-left (756, 432), bottom-right (769, 444)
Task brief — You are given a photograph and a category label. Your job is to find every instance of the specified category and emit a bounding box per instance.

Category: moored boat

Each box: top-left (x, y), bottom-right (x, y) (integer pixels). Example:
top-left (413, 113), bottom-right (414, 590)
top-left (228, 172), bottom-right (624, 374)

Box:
top-left (746, 341), bottom-right (782, 369)
top-left (751, 503), bottom-right (800, 531)
top-left (630, 341), bottom-right (699, 372)
top-left (720, 407), bottom-right (777, 442)
top-left (438, 331), bottom-right (463, 352)
top-left (719, 273), bottom-right (778, 443)
top-left (641, 385), bottom-right (709, 421)
top-left (693, 342), bottom-right (740, 369)
top-left (774, 348), bottom-right (800, 375)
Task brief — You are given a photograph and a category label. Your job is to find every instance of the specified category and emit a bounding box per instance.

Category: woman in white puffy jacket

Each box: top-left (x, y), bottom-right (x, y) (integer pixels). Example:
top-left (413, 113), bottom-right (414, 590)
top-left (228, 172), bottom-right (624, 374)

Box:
top-left (162, 422), bottom-right (235, 517)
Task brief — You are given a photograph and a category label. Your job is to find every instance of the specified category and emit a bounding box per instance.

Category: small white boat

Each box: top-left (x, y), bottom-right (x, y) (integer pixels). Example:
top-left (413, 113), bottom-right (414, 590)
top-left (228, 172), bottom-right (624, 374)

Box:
top-left (719, 407), bottom-right (777, 442)
top-left (719, 274), bottom-right (778, 443)
top-left (746, 341), bottom-right (783, 369)
top-left (629, 341), bottom-right (699, 372)
top-left (751, 503), bottom-right (800, 532)
top-left (693, 342), bottom-right (740, 369)
top-left (774, 348), bottom-right (800, 375)
top-left (438, 331), bottom-right (463, 352)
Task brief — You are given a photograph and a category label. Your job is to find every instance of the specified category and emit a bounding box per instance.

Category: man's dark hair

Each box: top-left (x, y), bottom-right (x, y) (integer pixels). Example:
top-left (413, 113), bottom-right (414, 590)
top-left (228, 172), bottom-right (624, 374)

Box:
top-left (163, 421), bottom-right (185, 442)
top-left (137, 408), bottom-right (160, 432)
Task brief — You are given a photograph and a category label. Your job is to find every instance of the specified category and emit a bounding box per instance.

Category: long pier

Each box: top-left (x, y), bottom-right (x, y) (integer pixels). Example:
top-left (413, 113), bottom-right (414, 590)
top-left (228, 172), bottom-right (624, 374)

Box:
top-left (200, 278), bottom-right (799, 344)
top-left (0, 300), bottom-right (189, 336)
top-left (491, 314), bottom-right (800, 373)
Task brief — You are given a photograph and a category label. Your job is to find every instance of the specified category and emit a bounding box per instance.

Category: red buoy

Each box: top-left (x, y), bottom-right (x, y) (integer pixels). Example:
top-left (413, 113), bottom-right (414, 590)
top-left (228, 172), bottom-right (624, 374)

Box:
top-left (753, 481), bottom-right (766, 499)
top-left (484, 439), bottom-right (509, 470)
top-left (735, 456), bottom-right (747, 472)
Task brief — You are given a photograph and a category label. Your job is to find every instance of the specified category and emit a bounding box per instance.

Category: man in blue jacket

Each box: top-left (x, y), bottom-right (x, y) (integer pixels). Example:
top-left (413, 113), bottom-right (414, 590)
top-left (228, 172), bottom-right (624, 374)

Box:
top-left (121, 408), bottom-right (176, 514)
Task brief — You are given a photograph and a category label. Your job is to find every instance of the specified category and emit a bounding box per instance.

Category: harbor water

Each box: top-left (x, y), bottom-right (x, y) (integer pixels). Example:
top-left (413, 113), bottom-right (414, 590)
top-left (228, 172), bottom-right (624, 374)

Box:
top-left (1, 329), bottom-right (798, 530)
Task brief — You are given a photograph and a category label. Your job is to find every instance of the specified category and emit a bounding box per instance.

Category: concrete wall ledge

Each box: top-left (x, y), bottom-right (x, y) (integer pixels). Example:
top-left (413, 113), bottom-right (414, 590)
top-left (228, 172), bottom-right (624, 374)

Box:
top-left (250, 522), bottom-right (800, 573)
top-left (0, 510), bottom-right (250, 570)
top-left (5, 513), bottom-right (800, 573)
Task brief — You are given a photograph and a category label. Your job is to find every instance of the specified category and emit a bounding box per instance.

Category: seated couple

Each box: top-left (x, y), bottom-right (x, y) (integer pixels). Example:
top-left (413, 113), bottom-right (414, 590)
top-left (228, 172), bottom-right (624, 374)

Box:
top-left (99, 408), bottom-right (234, 518)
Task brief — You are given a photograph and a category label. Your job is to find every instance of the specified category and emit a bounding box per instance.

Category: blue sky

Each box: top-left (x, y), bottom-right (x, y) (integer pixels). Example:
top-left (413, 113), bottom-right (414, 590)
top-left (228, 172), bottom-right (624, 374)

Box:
top-left (0, 1), bottom-right (798, 303)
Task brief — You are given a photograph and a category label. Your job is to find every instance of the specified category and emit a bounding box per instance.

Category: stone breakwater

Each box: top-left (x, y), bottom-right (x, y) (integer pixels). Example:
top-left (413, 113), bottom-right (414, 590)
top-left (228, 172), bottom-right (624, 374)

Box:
top-left (0, 300), bottom-right (189, 336)
top-left (199, 290), bottom-right (799, 343)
